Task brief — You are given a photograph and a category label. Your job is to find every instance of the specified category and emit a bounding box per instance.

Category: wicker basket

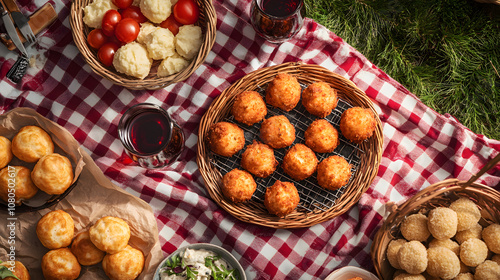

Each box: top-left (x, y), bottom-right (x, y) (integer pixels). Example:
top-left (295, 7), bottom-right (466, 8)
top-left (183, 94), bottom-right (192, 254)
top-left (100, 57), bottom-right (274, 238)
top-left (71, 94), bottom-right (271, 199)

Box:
top-left (196, 62), bottom-right (384, 228)
top-left (70, 0), bottom-right (216, 90)
top-left (474, 0), bottom-right (500, 5)
top-left (371, 153), bottom-right (500, 280)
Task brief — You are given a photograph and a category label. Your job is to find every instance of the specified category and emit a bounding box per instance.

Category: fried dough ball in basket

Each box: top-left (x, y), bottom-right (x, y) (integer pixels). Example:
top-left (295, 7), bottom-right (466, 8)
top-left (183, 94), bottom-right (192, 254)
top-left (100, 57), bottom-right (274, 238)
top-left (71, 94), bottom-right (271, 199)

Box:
top-left (36, 209), bottom-right (75, 249)
top-left (231, 91), bottom-right (267, 126)
top-left (398, 240), bottom-right (428, 274)
top-left (482, 223), bottom-right (500, 254)
top-left (449, 197), bottom-right (481, 231)
top-left (12, 125), bottom-right (54, 163)
top-left (339, 107), bottom-right (376, 143)
top-left (428, 207), bottom-right (458, 240)
top-left (316, 155), bottom-right (352, 191)
top-left (89, 216), bottom-right (131, 254)
top-left (474, 260), bottom-right (500, 280)
top-left (426, 247), bottom-right (460, 279)
top-left (71, 231), bottom-right (106, 266)
top-left (393, 273), bottom-right (425, 280)
top-left (31, 153), bottom-right (74, 195)
top-left (282, 144), bottom-right (318, 181)
top-left (301, 82), bottom-right (338, 118)
top-left (0, 166), bottom-right (38, 205)
top-left (428, 238), bottom-right (460, 255)
top-left (265, 73), bottom-right (301, 111)
top-left (459, 238), bottom-right (488, 267)
top-left (264, 180), bottom-right (300, 217)
top-left (259, 115), bottom-right (296, 149)
top-left (102, 245), bottom-right (144, 280)
top-left (0, 260), bottom-right (30, 280)
top-left (206, 122), bottom-right (245, 157)
top-left (387, 239), bottom-right (407, 269)
top-left (304, 119), bottom-right (339, 153)
top-left (454, 273), bottom-right (474, 280)
top-left (221, 169), bottom-right (256, 203)
top-left (42, 248), bottom-right (81, 280)
top-left (241, 141), bottom-right (278, 178)
top-left (400, 213), bottom-right (431, 242)
top-left (455, 223), bottom-right (482, 244)
top-left (0, 136), bottom-right (12, 169)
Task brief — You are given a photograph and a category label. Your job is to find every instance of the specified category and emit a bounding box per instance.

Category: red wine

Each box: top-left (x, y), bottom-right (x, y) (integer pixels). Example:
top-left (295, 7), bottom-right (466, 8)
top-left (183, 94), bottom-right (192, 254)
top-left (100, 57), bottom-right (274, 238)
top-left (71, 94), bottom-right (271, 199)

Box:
top-left (261, 0), bottom-right (300, 17)
top-left (126, 111), bottom-right (171, 154)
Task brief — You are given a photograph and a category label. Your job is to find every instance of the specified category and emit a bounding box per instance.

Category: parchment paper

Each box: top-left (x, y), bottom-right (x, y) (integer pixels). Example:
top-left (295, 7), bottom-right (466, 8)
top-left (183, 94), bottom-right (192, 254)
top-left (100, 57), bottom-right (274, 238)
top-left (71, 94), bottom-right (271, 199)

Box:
top-left (0, 107), bottom-right (163, 279)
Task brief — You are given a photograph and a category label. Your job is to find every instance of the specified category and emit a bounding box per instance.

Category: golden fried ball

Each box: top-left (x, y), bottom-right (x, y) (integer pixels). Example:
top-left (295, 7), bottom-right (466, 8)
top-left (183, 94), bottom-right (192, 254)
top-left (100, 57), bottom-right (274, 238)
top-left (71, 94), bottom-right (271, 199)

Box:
top-left (449, 197), bottom-right (481, 232)
top-left (0, 261), bottom-right (30, 280)
top-left (455, 223), bottom-right (482, 244)
top-left (0, 166), bottom-right (38, 205)
top-left (265, 73), bottom-right (301, 111)
top-left (460, 238), bottom-right (488, 267)
top-left (428, 207), bottom-right (458, 240)
top-left (259, 115), bottom-right (296, 149)
top-left (41, 248), bottom-right (81, 280)
top-left (12, 125), bottom-right (54, 163)
top-left (282, 144), bottom-right (318, 181)
top-left (474, 260), bottom-right (500, 280)
top-left (102, 245), bottom-right (144, 280)
top-left (89, 216), bottom-right (131, 254)
top-left (206, 122), bottom-right (245, 157)
top-left (428, 238), bottom-right (460, 256)
top-left (393, 273), bottom-right (425, 280)
top-left (454, 273), bottom-right (474, 280)
top-left (31, 153), bottom-right (74, 195)
top-left (482, 223), bottom-right (500, 254)
top-left (221, 169), bottom-right (256, 203)
top-left (240, 141), bottom-right (278, 178)
top-left (316, 155), bottom-right (352, 190)
top-left (339, 107), bottom-right (376, 143)
top-left (387, 239), bottom-right (407, 269)
top-left (301, 82), bottom-right (338, 118)
top-left (398, 240), bottom-right (428, 274)
top-left (304, 119), bottom-right (339, 153)
top-left (426, 247), bottom-right (460, 279)
top-left (0, 136), bottom-right (13, 169)
top-left (231, 91), bottom-right (267, 126)
top-left (264, 180), bottom-right (300, 217)
top-left (71, 231), bottom-right (106, 266)
top-left (36, 209), bottom-right (75, 249)
top-left (400, 213), bottom-right (431, 242)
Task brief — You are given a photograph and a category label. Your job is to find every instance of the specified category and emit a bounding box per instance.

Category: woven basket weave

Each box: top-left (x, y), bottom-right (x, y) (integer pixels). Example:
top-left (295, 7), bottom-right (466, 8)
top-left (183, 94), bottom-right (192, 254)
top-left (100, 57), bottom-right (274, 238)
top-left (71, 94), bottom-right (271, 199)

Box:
top-left (474, 0), bottom-right (500, 5)
top-left (197, 62), bottom-right (384, 228)
top-left (70, 0), bottom-right (216, 90)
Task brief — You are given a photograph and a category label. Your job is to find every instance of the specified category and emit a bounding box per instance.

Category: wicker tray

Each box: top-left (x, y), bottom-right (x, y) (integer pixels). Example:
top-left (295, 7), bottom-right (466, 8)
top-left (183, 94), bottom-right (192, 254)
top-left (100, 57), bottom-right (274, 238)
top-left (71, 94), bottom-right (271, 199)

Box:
top-left (197, 62), bottom-right (384, 228)
top-left (70, 0), bottom-right (216, 90)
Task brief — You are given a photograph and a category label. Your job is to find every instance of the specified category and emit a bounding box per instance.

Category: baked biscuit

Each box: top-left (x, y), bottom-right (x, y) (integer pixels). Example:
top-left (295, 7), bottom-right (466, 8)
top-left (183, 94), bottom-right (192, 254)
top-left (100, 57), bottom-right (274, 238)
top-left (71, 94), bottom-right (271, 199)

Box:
top-left (41, 248), bottom-right (81, 280)
top-left (102, 245), bottom-right (145, 280)
top-left (0, 260), bottom-right (30, 280)
top-left (0, 136), bottom-right (13, 169)
top-left (71, 231), bottom-right (106, 266)
top-left (31, 153), bottom-right (74, 195)
top-left (89, 216), bottom-right (131, 254)
top-left (11, 126), bottom-right (54, 163)
top-left (36, 209), bottom-right (75, 249)
top-left (0, 166), bottom-right (38, 205)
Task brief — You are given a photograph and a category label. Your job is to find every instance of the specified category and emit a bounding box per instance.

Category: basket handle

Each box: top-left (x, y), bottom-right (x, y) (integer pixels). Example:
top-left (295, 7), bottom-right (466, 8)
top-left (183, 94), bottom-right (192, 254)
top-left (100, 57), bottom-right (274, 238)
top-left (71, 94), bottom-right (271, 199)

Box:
top-left (464, 152), bottom-right (500, 187)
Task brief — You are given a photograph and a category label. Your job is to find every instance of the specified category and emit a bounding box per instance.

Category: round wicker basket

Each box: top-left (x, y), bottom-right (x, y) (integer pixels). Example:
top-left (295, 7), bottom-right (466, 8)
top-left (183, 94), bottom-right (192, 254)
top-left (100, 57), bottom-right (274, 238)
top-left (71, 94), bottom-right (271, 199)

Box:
top-left (70, 0), bottom-right (216, 90)
top-left (474, 0), bottom-right (500, 5)
top-left (197, 62), bottom-right (384, 228)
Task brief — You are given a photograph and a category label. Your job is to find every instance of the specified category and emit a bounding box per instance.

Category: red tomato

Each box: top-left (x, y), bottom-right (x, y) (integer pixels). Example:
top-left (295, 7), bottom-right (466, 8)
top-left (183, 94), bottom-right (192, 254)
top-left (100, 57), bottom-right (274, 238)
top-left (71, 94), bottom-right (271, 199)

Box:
top-left (112, 0), bottom-right (132, 9)
top-left (98, 42), bottom-right (120, 66)
top-left (87, 29), bottom-right (108, 49)
top-left (114, 18), bottom-right (140, 43)
top-left (101, 10), bottom-right (122, 37)
top-left (173, 0), bottom-right (200, 25)
top-left (160, 15), bottom-right (181, 35)
top-left (121, 6), bottom-right (148, 23)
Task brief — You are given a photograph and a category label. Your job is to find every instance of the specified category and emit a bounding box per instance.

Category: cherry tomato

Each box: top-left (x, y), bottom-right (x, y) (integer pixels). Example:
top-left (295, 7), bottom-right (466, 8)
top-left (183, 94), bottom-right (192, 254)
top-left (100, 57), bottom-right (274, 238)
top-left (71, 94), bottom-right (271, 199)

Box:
top-left (101, 10), bottom-right (122, 37)
top-left (173, 0), bottom-right (200, 25)
top-left (160, 15), bottom-right (182, 35)
top-left (87, 29), bottom-right (108, 49)
top-left (98, 41), bottom-right (120, 66)
top-left (121, 6), bottom-right (148, 23)
top-left (114, 18), bottom-right (140, 43)
top-left (112, 0), bottom-right (132, 9)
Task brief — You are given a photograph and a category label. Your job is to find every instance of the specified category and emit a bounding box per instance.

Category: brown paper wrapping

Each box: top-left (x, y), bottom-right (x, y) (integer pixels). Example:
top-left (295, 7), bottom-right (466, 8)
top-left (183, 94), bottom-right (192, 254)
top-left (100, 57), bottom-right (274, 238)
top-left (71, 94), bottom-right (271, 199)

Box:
top-left (0, 108), bottom-right (163, 279)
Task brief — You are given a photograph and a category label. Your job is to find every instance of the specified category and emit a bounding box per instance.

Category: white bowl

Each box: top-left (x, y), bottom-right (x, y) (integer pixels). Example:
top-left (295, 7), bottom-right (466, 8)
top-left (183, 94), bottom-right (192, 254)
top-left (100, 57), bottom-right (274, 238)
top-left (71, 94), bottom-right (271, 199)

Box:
top-left (324, 266), bottom-right (379, 280)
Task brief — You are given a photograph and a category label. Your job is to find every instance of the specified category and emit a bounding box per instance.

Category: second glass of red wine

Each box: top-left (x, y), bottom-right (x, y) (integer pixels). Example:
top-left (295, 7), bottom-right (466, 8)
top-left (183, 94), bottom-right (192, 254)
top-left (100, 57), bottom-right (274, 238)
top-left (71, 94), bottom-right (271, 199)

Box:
top-left (250, 0), bottom-right (304, 43)
top-left (118, 103), bottom-right (184, 169)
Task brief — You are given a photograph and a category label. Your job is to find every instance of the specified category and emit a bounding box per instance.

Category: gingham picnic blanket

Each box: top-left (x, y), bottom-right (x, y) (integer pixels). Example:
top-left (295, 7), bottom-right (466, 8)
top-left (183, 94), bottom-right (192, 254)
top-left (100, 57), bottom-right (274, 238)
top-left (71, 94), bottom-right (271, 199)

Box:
top-left (1, 0), bottom-right (500, 279)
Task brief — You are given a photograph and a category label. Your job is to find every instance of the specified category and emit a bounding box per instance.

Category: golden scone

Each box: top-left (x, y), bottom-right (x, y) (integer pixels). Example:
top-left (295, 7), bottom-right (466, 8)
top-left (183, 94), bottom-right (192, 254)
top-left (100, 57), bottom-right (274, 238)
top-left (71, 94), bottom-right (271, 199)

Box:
top-left (222, 169), bottom-right (256, 203)
top-left (0, 166), bottom-right (38, 205)
top-left (304, 119), bottom-right (339, 153)
top-left (400, 213), bottom-right (430, 242)
top-left (428, 207), bottom-right (457, 240)
top-left (11, 125), bottom-right (54, 163)
top-left (459, 238), bottom-right (488, 267)
top-left (264, 180), bottom-right (300, 217)
top-left (41, 248), bottom-right (81, 280)
top-left (398, 240), bottom-right (428, 274)
top-left (206, 122), bottom-right (245, 157)
top-left (36, 210), bottom-right (75, 249)
top-left (301, 82), bottom-right (338, 118)
top-left (282, 144), bottom-right (318, 181)
top-left (259, 115), bottom-right (296, 149)
top-left (89, 216), bottom-right (131, 254)
top-left (240, 141), bottom-right (278, 178)
top-left (316, 155), bottom-right (352, 190)
top-left (265, 73), bottom-right (301, 111)
top-left (426, 247), bottom-right (460, 279)
top-left (339, 107), bottom-right (376, 143)
top-left (482, 223), bottom-right (500, 254)
top-left (31, 153), bottom-right (74, 195)
top-left (449, 197), bottom-right (481, 232)
top-left (0, 136), bottom-right (13, 168)
top-left (102, 245), bottom-right (144, 280)
top-left (231, 91), bottom-right (267, 126)
top-left (387, 239), bottom-right (407, 269)
top-left (71, 231), bottom-right (106, 266)
top-left (0, 260), bottom-right (30, 280)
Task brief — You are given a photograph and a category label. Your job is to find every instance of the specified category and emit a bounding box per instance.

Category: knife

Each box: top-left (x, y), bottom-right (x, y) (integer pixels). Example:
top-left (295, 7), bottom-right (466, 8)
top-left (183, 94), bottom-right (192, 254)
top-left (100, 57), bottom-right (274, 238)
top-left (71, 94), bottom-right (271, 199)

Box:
top-left (1, 0), bottom-right (36, 45)
top-left (0, 4), bottom-right (27, 56)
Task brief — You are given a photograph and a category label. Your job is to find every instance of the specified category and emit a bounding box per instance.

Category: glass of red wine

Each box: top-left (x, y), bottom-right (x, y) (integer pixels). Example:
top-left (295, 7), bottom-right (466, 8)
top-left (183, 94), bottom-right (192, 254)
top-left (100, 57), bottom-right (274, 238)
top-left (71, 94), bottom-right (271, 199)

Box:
top-left (250, 0), bottom-right (304, 43)
top-left (118, 103), bottom-right (184, 168)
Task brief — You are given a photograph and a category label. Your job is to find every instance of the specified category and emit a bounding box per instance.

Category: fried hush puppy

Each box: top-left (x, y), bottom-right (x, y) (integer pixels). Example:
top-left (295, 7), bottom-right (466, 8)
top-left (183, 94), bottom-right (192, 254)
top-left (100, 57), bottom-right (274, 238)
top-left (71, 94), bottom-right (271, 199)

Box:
top-left (474, 260), bottom-right (500, 280)
top-left (304, 119), bottom-right (339, 153)
top-left (231, 91), bottom-right (267, 126)
top-left (426, 247), bottom-right (460, 279)
top-left (0, 136), bottom-right (12, 169)
top-left (12, 125), bottom-right (54, 163)
top-left (460, 238), bottom-right (488, 267)
top-left (41, 248), bottom-right (81, 280)
top-left (398, 240), bottom-right (428, 274)
top-left (282, 144), bottom-right (318, 181)
top-left (259, 115), bottom-right (296, 149)
top-left (482, 223), bottom-right (500, 254)
top-left (0, 260), bottom-right (30, 280)
top-left (265, 73), bottom-right (301, 111)
top-left (316, 155), bottom-right (352, 190)
top-left (301, 82), bottom-right (338, 118)
top-left (206, 122), bottom-right (245, 157)
top-left (0, 166), bottom-right (38, 205)
top-left (428, 207), bottom-right (458, 240)
top-left (449, 197), bottom-right (481, 231)
top-left (264, 180), bottom-right (300, 217)
top-left (222, 169), bottom-right (256, 203)
top-left (36, 209), bottom-right (75, 249)
top-left (339, 107), bottom-right (376, 143)
top-left (240, 141), bottom-right (278, 178)
top-left (400, 213), bottom-right (430, 242)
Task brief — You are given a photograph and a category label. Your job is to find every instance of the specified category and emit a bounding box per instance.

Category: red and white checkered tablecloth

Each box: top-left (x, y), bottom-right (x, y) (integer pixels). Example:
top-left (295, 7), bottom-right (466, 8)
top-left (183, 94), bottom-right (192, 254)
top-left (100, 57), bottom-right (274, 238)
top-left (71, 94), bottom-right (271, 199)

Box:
top-left (1, 0), bottom-right (500, 279)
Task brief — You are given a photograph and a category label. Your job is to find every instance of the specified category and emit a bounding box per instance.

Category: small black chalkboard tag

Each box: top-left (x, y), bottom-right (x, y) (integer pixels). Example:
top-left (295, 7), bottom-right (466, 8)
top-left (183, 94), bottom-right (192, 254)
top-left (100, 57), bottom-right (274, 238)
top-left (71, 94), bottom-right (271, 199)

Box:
top-left (6, 55), bottom-right (29, 83)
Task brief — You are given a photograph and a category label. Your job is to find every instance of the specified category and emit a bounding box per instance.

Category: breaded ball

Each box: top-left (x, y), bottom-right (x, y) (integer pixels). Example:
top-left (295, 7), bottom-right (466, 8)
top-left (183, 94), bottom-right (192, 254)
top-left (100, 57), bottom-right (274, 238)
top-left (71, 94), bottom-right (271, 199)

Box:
top-left (221, 169), bottom-right (256, 203)
top-left (0, 166), bottom-right (38, 205)
top-left (36, 210), bottom-right (75, 249)
top-left (102, 245), bottom-right (144, 280)
top-left (206, 122), bottom-right (245, 157)
top-left (449, 197), bottom-right (481, 231)
top-left (474, 260), bottom-right (500, 280)
top-left (339, 107), bottom-right (376, 143)
top-left (264, 180), bottom-right (300, 217)
top-left (41, 248), bottom-right (81, 280)
top-left (426, 247), bottom-right (460, 279)
top-left (12, 126), bottom-right (54, 163)
top-left (89, 216), bottom-right (131, 254)
top-left (429, 238), bottom-right (460, 256)
top-left (459, 238), bottom-right (488, 267)
top-left (0, 260), bottom-right (30, 280)
top-left (482, 223), bottom-right (500, 254)
top-left (231, 91), bottom-right (267, 126)
top-left (304, 119), bottom-right (339, 153)
top-left (240, 141), bottom-right (278, 178)
top-left (282, 144), bottom-right (318, 181)
top-left (71, 231), bottom-right (106, 266)
top-left (454, 273), bottom-right (474, 280)
top-left (387, 239), bottom-right (407, 269)
top-left (455, 223), bottom-right (482, 244)
top-left (265, 73), bottom-right (301, 111)
top-left (398, 240), bottom-right (428, 274)
top-left (31, 153), bottom-right (74, 195)
top-left (393, 273), bottom-right (425, 280)
top-left (259, 115), bottom-right (296, 149)
top-left (400, 213), bottom-right (431, 242)
top-left (301, 82), bottom-right (338, 118)
top-left (316, 155), bottom-right (352, 190)
top-left (428, 207), bottom-right (458, 240)
top-left (140, 0), bottom-right (171, 23)
top-left (0, 136), bottom-right (12, 169)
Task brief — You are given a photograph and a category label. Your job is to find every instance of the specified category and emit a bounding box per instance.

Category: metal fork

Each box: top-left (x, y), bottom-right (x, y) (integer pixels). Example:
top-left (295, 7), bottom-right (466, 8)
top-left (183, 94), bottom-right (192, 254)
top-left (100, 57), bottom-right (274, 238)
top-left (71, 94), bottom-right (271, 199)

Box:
top-left (11, 10), bottom-right (36, 46)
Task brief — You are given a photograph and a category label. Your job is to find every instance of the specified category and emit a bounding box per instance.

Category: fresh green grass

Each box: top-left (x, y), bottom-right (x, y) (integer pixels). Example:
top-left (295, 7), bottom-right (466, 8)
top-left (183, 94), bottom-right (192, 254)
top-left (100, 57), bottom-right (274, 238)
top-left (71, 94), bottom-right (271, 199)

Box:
top-left (304, 0), bottom-right (500, 140)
